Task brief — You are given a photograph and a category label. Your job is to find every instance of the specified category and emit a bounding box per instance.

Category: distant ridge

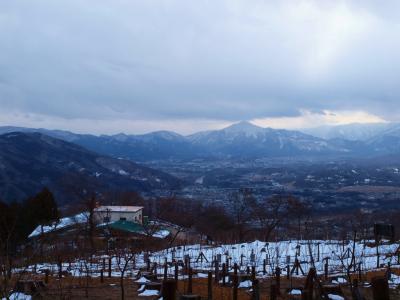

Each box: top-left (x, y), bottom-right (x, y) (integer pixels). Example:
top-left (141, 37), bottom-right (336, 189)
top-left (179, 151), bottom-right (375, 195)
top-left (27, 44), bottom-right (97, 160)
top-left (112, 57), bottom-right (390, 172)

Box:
top-left (0, 132), bottom-right (180, 203)
top-left (302, 122), bottom-right (392, 141)
top-left (1, 121), bottom-right (400, 161)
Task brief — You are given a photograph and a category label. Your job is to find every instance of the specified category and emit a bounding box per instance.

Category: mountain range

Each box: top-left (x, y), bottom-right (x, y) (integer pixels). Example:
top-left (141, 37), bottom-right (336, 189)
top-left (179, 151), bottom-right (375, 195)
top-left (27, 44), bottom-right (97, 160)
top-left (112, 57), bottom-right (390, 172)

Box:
top-left (2, 121), bottom-right (400, 203)
top-left (2, 121), bottom-right (399, 161)
top-left (0, 132), bottom-right (180, 204)
top-left (302, 123), bottom-right (397, 141)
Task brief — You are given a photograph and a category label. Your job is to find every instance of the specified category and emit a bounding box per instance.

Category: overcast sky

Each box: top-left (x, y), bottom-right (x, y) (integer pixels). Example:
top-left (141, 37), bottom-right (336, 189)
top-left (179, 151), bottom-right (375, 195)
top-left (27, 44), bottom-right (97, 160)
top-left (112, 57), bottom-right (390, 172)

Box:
top-left (0, 0), bottom-right (399, 134)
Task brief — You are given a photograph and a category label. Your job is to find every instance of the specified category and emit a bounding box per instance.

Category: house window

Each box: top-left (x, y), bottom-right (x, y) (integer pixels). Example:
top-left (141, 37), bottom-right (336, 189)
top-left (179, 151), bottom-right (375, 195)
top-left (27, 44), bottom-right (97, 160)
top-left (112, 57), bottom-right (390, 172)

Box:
top-left (103, 217), bottom-right (110, 223)
top-left (120, 217), bottom-right (127, 221)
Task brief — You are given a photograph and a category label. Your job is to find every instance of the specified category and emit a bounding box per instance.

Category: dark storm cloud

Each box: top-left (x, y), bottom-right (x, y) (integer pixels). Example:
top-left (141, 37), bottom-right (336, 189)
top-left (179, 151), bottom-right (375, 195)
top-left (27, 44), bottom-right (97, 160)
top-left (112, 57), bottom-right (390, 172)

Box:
top-left (0, 0), bottom-right (400, 130)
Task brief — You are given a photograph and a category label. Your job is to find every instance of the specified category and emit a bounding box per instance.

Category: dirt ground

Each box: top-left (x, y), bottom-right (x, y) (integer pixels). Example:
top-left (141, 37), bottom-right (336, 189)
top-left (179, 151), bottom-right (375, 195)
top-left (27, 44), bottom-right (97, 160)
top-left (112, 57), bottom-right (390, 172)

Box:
top-left (2, 269), bottom-right (400, 299)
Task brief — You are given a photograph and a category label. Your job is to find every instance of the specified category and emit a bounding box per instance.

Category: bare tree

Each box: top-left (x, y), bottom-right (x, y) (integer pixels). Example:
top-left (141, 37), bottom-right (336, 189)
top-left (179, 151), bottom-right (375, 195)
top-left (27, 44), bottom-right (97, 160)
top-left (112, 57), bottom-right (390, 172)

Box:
top-left (85, 194), bottom-right (98, 252)
top-left (229, 189), bottom-right (253, 242)
top-left (114, 249), bottom-right (136, 300)
top-left (249, 195), bottom-right (303, 241)
top-left (0, 201), bottom-right (18, 299)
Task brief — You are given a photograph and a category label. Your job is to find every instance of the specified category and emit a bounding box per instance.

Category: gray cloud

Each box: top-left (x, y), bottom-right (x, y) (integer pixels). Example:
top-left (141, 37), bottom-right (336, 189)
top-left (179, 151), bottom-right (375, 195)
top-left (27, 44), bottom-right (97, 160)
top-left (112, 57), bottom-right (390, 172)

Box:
top-left (0, 0), bottom-right (400, 132)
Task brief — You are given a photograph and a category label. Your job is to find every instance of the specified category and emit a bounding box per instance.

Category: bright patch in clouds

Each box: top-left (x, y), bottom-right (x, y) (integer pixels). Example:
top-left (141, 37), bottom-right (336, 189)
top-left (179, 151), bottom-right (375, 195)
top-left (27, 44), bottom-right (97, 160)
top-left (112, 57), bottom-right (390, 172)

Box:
top-left (252, 110), bottom-right (386, 129)
top-left (0, 111), bottom-right (231, 135)
top-left (297, 2), bottom-right (374, 80)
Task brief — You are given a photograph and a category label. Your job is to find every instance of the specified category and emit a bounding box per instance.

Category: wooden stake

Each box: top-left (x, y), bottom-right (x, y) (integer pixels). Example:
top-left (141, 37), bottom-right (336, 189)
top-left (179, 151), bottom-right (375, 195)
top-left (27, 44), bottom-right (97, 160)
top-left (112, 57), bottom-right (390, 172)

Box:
top-left (371, 277), bottom-right (389, 300)
top-left (222, 263), bottom-right (226, 286)
top-left (108, 256), bottom-right (112, 278)
top-left (263, 259), bottom-right (266, 275)
top-left (45, 269), bottom-right (49, 284)
top-left (251, 266), bottom-right (256, 282)
top-left (188, 267), bottom-right (193, 294)
top-left (252, 279), bottom-right (260, 300)
top-left (275, 267), bottom-right (281, 295)
top-left (270, 284), bottom-right (277, 300)
top-left (233, 274), bottom-right (238, 300)
top-left (207, 271), bottom-right (213, 300)
top-left (214, 261), bottom-right (219, 283)
top-left (174, 263), bottom-right (178, 282)
top-left (164, 259), bottom-right (168, 280)
top-left (162, 279), bottom-right (177, 300)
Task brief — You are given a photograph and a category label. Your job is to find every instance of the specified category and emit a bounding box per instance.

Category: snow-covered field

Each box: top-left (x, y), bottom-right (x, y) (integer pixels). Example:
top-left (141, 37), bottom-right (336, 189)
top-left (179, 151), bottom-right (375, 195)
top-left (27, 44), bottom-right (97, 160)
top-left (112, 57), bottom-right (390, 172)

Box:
top-left (146, 240), bottom-right (399, 277)
top-left (21, 239), bottom-right (399, 283)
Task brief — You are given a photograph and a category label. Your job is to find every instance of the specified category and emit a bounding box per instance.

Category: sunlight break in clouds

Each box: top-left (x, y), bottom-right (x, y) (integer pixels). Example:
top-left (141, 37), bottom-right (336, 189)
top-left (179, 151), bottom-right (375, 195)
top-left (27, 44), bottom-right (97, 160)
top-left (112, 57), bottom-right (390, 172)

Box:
top-left (252, 110), bottom-right (387, 130)
top-left (0, 111), bottom-right (231, 135)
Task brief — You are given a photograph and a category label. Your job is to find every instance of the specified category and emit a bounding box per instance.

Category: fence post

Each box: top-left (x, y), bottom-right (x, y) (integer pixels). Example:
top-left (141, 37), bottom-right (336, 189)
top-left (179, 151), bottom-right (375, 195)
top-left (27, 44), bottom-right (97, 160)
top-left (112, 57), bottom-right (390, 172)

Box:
top-left (108, 256), bottom-right (112, 278)
top-left (45, 269), bottom-right (49, 284)
top-left (164, 259), bottom-right (168, 280)
top-left (100, 269), bottom-right (104, 283)
top-left (207, 271), bottom-right (213, 300)
top-left (386, 262), bottom-right (391, 280)
top-left (376, 241), bottom-right (380, 269)
top-left (154, 262), bottom-right (158, 277)
top-left (147, 258), bottom-right (151, 272)
top-left (188, 267), bottom-right (193, 294)
top-left (222, 263), bottom-right (226, 286)
top-left (304, 267), bottom-right (316, 300)
top-left (275, 267), bottom-right (281, 295)
top-left (252, 279), bottom-right (260, 300)
top-left (352, 279), bottom-right (363, 300)
top-left (263, 259), bottom-right (266, 275)
top-left (162, 279), bottom-right (177, 300)
top-left (232, 274), bottom-right (238, 300)
top-left (371, 277), bottom-right (389, 300)
top-left (324, 258), bottom-right (328, 280)
top-left (251, 266), bottom-right (256, 282)
top-left (270, 284), bottom-right (277, 300)
top-left (214, 261), bottom-right (219, 283)
top-left (174, 263), bottom-right (178, 282)
top-left (58, 259), bottom-right (62, 279)
top-left (286, 264), bottom-right (290, 280)
top-left (184, 255), bottom-right (190, 275)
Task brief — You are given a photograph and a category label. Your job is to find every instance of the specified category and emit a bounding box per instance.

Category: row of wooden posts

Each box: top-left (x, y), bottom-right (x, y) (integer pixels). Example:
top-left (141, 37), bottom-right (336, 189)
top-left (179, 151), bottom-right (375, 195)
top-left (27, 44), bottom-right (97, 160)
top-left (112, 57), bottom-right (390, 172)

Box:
top-left (38, 262), bottom-right (392, 300)
top-left (44, 252), bottom-right (393, 300)
top-left (48, 253), bottom-right (366, 286)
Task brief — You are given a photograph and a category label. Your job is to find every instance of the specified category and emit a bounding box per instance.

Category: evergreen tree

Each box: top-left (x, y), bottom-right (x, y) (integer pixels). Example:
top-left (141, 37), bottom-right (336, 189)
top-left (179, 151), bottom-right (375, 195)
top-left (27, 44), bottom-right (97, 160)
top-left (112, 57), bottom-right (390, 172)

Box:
top-left (26, 187), bottom-right (59, 229)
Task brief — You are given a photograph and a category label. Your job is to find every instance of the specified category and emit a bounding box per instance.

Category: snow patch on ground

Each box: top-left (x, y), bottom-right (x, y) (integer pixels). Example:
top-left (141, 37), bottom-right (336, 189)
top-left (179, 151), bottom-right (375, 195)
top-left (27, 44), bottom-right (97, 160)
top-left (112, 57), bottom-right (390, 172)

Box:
top-left (328, 294), bottom-right (344, 300)
top-left (196, 272), bottom-right (209, 278)
top-left (332, 277), bottom-right (347, 284)
top-left (29, 212), bottom-right (88, 238)
top-left (118, 170), bottom-right (129, 176)
top-left (238, 280), bottom-right (252, 288)
top-left (2, 293), bottom-right (32, 300)
top-left (152, 230), bottom-right (170, 239)
top-left (288, 289), bottom-right (302, 295)
top-left (135, 277), bottom-right (150, 283)
top-left (138, 290), bottom-right (159, 296)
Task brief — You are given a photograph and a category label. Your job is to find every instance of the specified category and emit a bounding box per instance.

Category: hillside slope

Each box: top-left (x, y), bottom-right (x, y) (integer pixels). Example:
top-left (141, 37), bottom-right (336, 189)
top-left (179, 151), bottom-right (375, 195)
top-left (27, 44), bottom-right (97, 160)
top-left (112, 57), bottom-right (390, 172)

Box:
top-left (0, 132), bottom-right (180, 203)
